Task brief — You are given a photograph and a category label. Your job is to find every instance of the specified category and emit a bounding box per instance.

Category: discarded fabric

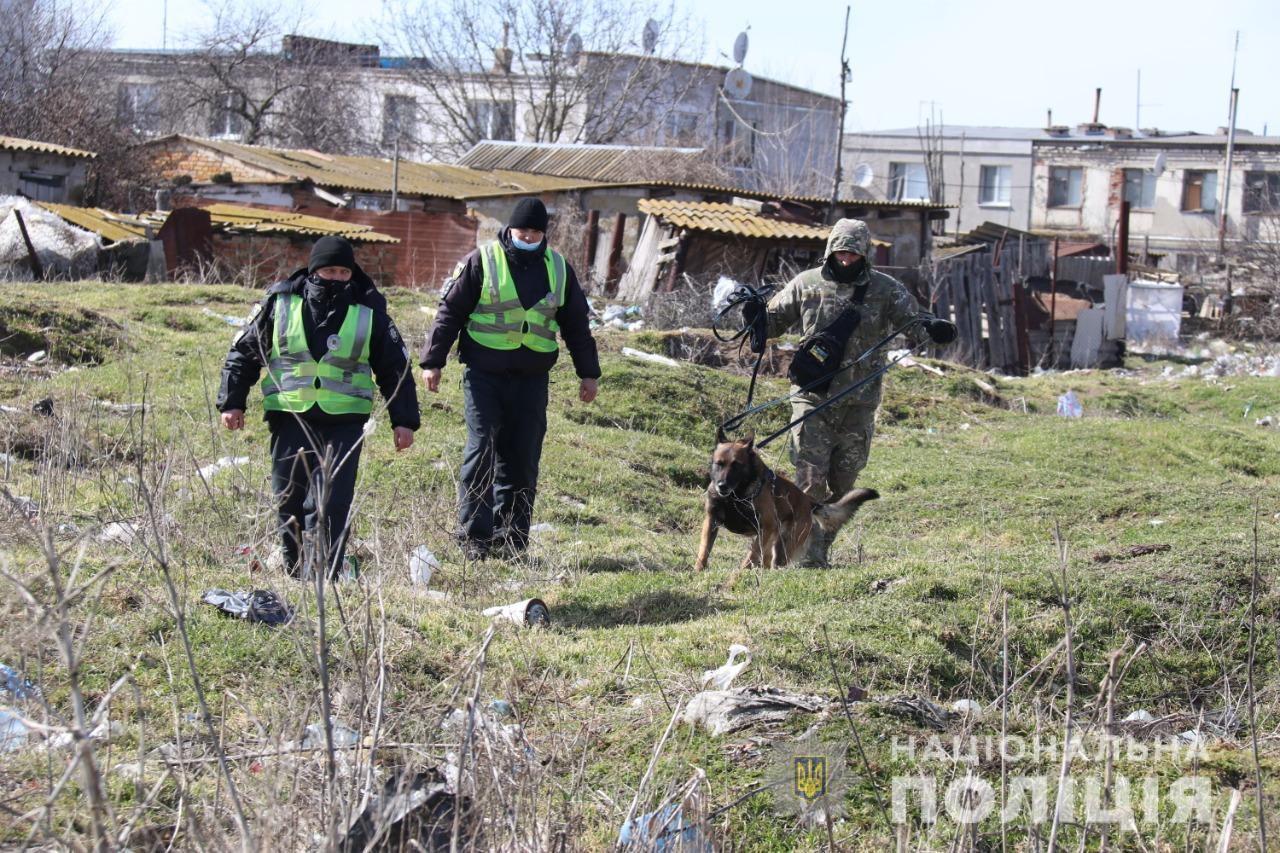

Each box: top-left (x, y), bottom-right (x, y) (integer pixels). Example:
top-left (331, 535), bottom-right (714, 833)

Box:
top-left (679, 687), bottom-right (825, 736)
top-left (700, 644), bottom-right (751, 691)
top-left (197, 455), bottom-right (250, 479)
top-left (483, 598), bottom-right (551, 627)
top-left (201, 589), bottom-right (293, 626)
top-left (409, 545), bottom-right (439, 586)
top-left (621, 347), bottom-right (679, 368)
top-left (618, 804), bottom-right (712, 852)
top-left (0, 665), bottom-right (38, 700)
top-left (340, 769), bottom-right (471, 853)
top-left (1056, 390), bottom-right (1083, 418)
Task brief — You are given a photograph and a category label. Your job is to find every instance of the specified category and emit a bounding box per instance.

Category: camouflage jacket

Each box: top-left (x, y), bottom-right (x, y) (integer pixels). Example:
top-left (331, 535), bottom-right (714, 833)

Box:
top-left (765, 219), bottom-right (931, 407)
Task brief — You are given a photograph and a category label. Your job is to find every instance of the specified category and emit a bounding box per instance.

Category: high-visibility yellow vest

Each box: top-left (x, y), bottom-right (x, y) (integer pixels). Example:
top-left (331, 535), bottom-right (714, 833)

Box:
top-left (260, 294), bottom-right (374, 415)
top-left (466, 241), bottom-right (566, 353)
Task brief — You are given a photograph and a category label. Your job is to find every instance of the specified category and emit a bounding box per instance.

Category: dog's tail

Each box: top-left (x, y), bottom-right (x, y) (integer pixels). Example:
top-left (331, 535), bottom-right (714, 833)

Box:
top-left (813, 488), bottom-right (879, 533)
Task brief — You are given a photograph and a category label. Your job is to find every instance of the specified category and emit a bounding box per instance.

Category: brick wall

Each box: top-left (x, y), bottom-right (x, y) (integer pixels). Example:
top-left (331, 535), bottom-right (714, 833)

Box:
top-left (210, 234), bottom-right (398, 288)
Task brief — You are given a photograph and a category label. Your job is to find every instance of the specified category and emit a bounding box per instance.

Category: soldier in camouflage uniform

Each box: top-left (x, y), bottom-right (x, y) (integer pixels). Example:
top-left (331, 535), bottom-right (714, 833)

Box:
top-left (753, 219), bottom-right (956, 567)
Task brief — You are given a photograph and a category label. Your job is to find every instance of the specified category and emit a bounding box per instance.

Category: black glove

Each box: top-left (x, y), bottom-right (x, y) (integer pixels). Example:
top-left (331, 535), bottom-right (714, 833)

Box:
top-left (741, 299), bottom-right (763, 326)
top-left (924, 318), bottom-right (957, 345)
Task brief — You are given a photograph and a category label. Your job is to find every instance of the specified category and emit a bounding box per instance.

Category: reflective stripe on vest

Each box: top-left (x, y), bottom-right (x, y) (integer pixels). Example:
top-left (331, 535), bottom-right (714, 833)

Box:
top-left (466, 241), bottom-right (566, 352)
top-left (260, 294), bottom-right (375, 415)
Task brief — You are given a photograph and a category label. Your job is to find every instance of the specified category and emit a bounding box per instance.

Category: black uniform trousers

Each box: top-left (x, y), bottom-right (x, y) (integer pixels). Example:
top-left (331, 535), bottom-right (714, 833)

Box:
top-left (458, 367), bottom-right (549, 552)
top-left (269, 416), bottom-right (364, 579)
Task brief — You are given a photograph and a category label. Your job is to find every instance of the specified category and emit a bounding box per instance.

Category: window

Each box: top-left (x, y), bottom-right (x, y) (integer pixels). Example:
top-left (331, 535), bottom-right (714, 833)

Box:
top-left (382, 95), bottom-right (417, 146)
top-left (888, 162), bottom-right (929, 202)
top-left (1122, 168), bottom-right (1156, 209)
top-left (978, 165), bottom-right (1012, 205)
top-left (208, 91), bottom-right (245, 139)
top-left (1181, 170), bottom-right (1218, 212)
top-left (468, 99), bottom-right (514, 140)
top-left (1243, 172), bottom-right (1280, 213)
top-left (663, 110), bottom-right (701, 146)
top-left (1048, 166), bottom-right (1083, 207)
top-left (116, 83), bottom-right (162, 133)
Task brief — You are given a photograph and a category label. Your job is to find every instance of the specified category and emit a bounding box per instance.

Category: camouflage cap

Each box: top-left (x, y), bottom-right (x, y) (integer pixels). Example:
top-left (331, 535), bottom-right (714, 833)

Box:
top-left (825, 218), bottom-right (872, 259)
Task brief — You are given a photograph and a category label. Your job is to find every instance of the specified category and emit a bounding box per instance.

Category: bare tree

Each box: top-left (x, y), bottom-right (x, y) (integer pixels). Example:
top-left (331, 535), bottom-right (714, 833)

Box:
top-left (386, 0), bottom-right (701, 160)
top-left (172, 2), bottom-right (370, 153)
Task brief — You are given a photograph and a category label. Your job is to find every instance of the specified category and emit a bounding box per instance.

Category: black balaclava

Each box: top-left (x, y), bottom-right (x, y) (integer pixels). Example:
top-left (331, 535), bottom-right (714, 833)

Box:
top-left (824, 254), bottom-right (866, 284)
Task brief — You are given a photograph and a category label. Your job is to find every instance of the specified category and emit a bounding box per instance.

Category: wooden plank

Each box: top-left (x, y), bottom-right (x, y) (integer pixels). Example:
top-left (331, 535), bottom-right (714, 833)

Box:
top-left (982, 259), bottom-right (1004, 369)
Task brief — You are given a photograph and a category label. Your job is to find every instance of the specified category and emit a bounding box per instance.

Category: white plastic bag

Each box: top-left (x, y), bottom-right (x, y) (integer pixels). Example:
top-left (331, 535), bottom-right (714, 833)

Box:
top-left (1056, 391), bottom-right (1082, 418)
top-left (409, 545), bottom-right (440, 586)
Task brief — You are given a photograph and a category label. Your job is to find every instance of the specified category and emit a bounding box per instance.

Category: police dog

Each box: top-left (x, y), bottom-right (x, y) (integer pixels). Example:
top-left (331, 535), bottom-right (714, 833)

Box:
top-left (694, 427), bottom-right (878, 572)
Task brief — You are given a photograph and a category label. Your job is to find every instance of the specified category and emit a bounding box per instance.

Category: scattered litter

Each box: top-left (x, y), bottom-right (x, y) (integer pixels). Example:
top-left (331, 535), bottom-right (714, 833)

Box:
top-left (680, 687), bottom-right (826, 737)
top-left (196, 455), bottom-right (250, 479)
top-left (301, 720), bottom-right (360, 749)
top-left (340, 769), bottom-right (470, 853)
top-left (621, 347), bottom-right (679, 368)
top-left (1256, 416), bottom-right (1274, 428)
top-left (1056, 391), bottom-right (1083, 418)
top-left (362, 417), bottom-right (377, 437)
top-left (0, 665), bottom-right (38, 700)
top-left (47, 719), bottom-right (123, 751)
top-left (603, 305), bottom-right (627, 323)
top-left (950, 699), bottom-right (983, 721)
top-left (700, 644), bottom-right (751, 691)
top-left (1148, 518), bottom-right (1166, 527)
top-left (0, 709), bottom-right (31, 752)
top-left (869, 576), bottom-right (906, 594)
top-left (887, 348), bottom-right (946, 376)
top-left (31, 398), bottom-right (54, 417)
top-left (1176, 729), bottom-right (1206, 748)
top-left (529, 522), bottom-right (555, 534)
top-left (10, 495), bottom-right (38, 519)
top-left (483, 598), bottom-right (551, 627)
top-left (200, 589), bottom-right (293, 627)
top-left (711, 276), bottom-right (739, 312)
top-left (1091, 543), bottom-right (1171, 563)
top-left (488, 699), bottom-right (515, 719)
top-left (200, 307), bottom-right (244, 327)
top-left (409, 545), bottom-right (439, 586)
top-left (618, 804), bottom-right (712, 852)
top-left (93, 399), bottom-right (145, 414)
top-left (26, 350), bottom-right (46, 364)
top-left (98, 521), bottom-right (138, 545)
top-left (874, 694), bottom-right (954, 730)
top-left (1123, 709), bottom-right (1155, 723)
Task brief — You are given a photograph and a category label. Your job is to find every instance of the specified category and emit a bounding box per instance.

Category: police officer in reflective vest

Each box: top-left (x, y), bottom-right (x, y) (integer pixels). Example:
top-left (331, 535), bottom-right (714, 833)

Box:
top-left (218, 236), bottom-right (421, 579)
top-left (420, 198), bottom-right (600, 560)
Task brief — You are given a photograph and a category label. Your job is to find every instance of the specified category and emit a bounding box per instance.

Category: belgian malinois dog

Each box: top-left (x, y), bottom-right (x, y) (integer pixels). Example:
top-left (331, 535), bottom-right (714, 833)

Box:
top-left (694, 427), bottom-right (878, 571)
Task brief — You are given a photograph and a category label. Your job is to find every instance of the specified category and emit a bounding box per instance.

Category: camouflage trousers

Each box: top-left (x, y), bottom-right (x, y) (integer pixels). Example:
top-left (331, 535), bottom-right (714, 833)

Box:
top-left (788, 400), bottom-right (878, 502)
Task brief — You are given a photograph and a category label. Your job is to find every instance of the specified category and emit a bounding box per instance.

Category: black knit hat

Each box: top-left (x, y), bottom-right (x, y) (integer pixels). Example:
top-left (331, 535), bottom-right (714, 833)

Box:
top-left (508, 197), bottom-right (548, 232)
top-left (308, 236), bottom-right (356, 274)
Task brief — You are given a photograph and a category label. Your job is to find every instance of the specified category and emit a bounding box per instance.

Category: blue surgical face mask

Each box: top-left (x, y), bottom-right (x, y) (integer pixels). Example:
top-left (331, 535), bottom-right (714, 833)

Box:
top-left (511, 236), bottom-right (542, 251)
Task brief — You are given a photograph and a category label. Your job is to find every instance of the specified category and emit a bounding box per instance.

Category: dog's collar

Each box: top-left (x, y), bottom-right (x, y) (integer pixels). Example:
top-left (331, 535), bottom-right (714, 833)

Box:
top-left (737, 466), bottom-right (775, 501)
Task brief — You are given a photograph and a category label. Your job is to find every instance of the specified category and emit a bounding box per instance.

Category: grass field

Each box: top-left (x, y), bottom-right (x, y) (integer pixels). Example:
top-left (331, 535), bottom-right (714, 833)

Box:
top-left (0, 282), bottom-right (1277, 851)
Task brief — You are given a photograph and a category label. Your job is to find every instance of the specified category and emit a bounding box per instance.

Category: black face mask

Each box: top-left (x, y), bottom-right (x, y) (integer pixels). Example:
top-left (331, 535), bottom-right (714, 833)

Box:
top-left (825, 256), bottom-right (866, 284)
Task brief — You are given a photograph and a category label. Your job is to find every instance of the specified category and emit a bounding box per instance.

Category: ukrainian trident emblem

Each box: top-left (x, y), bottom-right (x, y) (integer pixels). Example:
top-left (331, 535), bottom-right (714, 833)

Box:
top-left (793, 756), bottom-right (827, 801)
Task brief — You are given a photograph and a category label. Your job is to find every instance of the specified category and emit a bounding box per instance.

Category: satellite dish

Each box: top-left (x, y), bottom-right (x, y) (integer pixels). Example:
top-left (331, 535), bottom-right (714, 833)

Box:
top-left (565, 32), bottom-right (582, 63)
top-left (724, 67), bottom-right (753, 99)
top-left (852, 163), bottom-right (874, 189)
top-left (732, 31), bottom-right (749, 65)
top-left (642, 19), bottom-right (660, 54)
top-left (1151, 151), bottom-right (1166, 177)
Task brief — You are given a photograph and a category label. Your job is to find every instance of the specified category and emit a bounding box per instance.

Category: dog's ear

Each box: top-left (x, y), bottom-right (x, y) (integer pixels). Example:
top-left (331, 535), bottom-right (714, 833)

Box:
top-left (743, 431), bottom-right (755, 451)
top-left (716, 425), bottom-right (728, 445)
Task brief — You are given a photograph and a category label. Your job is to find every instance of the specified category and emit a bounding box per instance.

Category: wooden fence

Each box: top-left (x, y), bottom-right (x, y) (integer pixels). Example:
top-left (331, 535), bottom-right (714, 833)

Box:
top-left (929, 240), bottom-right (1051, 374)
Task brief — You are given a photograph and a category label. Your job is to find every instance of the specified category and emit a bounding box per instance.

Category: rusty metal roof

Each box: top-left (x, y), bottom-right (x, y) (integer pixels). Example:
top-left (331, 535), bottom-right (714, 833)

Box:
top-left (0, 135), bottom-right (96, 160)
top-left (637, 199), bottom-right (893, 244)
top-left (145, 136), bottom-right (604, 199)
top-left (457, 141), bottom-right (708, 182)
top-left (36, 201), bottom-right (398, 245)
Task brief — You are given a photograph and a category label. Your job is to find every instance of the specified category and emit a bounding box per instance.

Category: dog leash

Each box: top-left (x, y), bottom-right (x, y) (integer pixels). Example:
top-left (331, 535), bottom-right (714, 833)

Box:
top-left (712, 283), bottom-right (775, 409)
top-left (720, 316), bottom-right (927, 446)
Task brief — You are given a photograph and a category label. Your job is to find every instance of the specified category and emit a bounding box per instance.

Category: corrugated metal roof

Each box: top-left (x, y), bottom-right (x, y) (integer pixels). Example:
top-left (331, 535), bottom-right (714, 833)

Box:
top-left (0, 135), bottom-right (96, 160)
top-left (458, 141), bottom-right (707, 182)
top-left (637, 199), bottom-right (892, 244)
top-left (36, 201), bottom-right (399, 244)
top-left (148, 136), bottom-right (604, 199)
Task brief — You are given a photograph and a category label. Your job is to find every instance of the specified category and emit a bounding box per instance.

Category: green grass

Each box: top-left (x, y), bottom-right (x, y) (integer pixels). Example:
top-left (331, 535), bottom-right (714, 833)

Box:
top-left (0, 282), bottom-right (1277, 850)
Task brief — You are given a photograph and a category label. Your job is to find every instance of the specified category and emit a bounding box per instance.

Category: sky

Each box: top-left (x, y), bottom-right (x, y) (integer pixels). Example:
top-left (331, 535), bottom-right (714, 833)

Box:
top-left (102, 0), bottom-right (1280, 136)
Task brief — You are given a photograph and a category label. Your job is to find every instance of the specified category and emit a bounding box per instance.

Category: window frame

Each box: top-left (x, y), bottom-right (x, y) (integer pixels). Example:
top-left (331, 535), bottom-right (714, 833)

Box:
top-left (1181, 170), bottom-right (1218, 213)
top-left (888, 161), bottom-right (930, 202)
top-left (468, 99), bottom-right (515, 141)
top-left (977, 164), bottom-right (1012, 206)
top-left (1048, 166), bottom-right (1083, 208)
top-left (1243, 171), bottom-right (1280, 214)
top-left (1121, 167), bottom-right (1156, 209)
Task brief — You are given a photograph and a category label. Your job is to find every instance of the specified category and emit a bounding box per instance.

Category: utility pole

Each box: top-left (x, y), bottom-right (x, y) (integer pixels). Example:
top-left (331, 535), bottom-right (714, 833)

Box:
top-left (391, 137), bottom-right (400, 211)
top-left (1221, 31), bottom-right (1240, 314)
top-left (828, 5), bottom-right (851, 224)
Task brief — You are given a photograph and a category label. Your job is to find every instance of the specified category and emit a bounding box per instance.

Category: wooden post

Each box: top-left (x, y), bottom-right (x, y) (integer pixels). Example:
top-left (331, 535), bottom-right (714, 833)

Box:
top-left (605, 212), bottom-right (626, 294)
top-left (13, 210), bottom-right (44, 280)
top-left (1049, 237), bottom-right (1060, 367)
top-left (662, 231), bottom-right (689, 292)
top-left (584, 209), bottom-right (600, 271)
